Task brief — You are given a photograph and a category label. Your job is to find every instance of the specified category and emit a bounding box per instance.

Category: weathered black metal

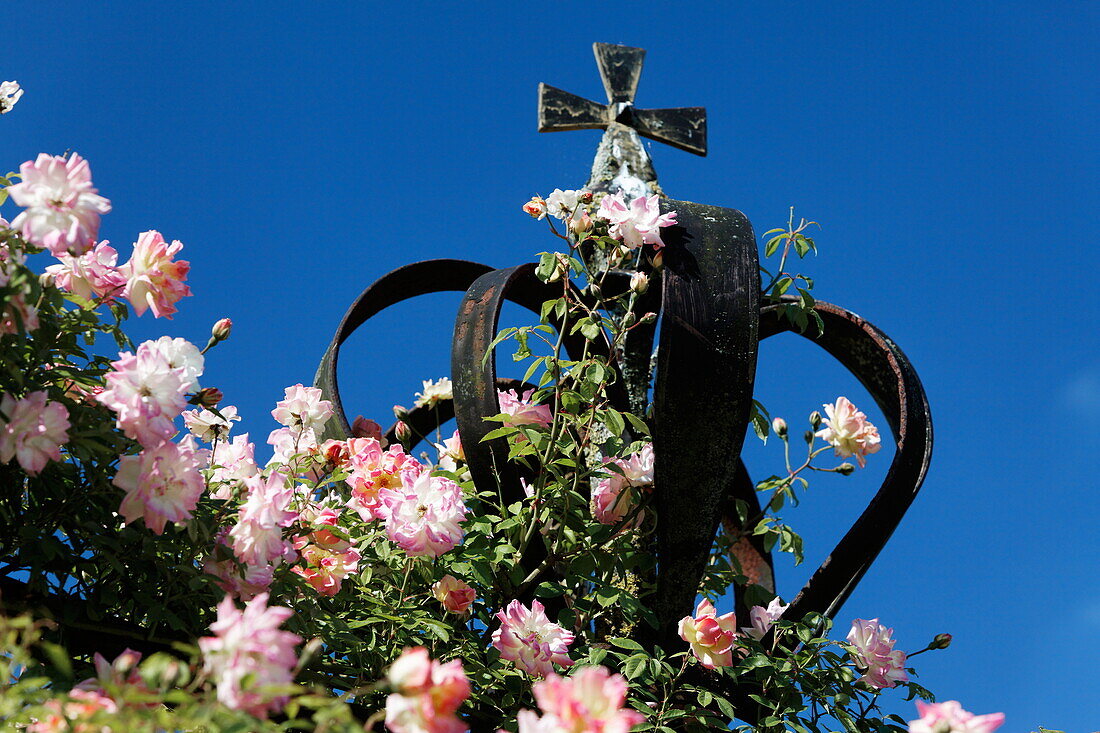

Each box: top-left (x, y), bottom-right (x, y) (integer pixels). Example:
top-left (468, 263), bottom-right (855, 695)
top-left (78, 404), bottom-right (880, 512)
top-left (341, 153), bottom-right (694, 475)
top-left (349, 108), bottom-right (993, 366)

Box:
top-left (538, 42), bottom-right (708, 156)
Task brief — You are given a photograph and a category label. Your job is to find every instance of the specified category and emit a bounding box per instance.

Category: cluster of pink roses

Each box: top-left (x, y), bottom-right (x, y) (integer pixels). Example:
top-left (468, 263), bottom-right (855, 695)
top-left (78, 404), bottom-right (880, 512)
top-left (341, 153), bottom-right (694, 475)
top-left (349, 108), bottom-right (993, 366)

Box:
top-left (29, 648), bottom-right (154, 732)
top-left (292, 499), bottom-right (362, 597)
top-left (385, 647), bottom-right (471, 733)
top-left (198, 593), bottom-right (301, 718)
top-left (522, 188), bottom-right (678, 251)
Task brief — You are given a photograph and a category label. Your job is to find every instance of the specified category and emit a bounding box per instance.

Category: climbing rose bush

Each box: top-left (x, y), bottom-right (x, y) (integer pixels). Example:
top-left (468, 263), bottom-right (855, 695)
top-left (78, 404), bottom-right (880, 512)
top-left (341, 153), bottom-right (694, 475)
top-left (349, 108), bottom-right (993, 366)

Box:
top-left (0, 149), bottom-right (1016, 733)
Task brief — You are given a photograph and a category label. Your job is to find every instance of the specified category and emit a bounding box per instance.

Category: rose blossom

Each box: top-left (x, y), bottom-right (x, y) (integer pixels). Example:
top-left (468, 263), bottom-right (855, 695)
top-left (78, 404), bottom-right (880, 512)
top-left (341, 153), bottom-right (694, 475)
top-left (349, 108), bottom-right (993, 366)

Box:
top-left (45, 241), bottom-right (127, 303)
top-left (678, 598), bottom-right (738, 669)
top-left (96, 341), bottom-right (194, 446)
top-left (183, 404), bottom-right (239, 443)
top-left (118, 230), bottom-right (191, 318)
top-left (907, 700), bottom-right (1005, 733)
top-left (595, 192), bottom-right (677, 250)
top-left (113, 436), bottom-right (209, 535)
top-left (432, 574), bottom-right (476, 615)
top-left (204, 528), bottom-right (274, 600)
top-left (742, 596), bottom-right (789, 641)
top-left (229, 471), bottom-right (298, 566)
top-left (433, 429), bottom-right (469, 479)
top-left (498, 388), bottom-right (552, 428)
top-left (143, 336), bottom-right (204, 391)
top-left (292, 503), bottom-right (361, 596)
top-left (523, 196), bottom-right (548, 219)
top-left (0, 392), bottom-right (70, 475)
top-left (345, 437), bottom-right (422, 521)
top-left (267, 425), bottom-right (319, 469)
top-left (271, 383), bottom-right (333, 435)
top-left (380, 469), bottom-right (468, 558)
top-left (847, 618), bottom-right (909, 689)
top-left (8, 153), bottom-right (111, 256)
top-left (351, 415), bottom-right (386, 443)
top-left (592, 443), bottom-right (654, 527)
top-left (199, 593), bottom-right (301, 718)
top-left (0, 81), bottom-right (23, 114)
top-left (414, 377), bottom-right (453, 409)
top-left (385, 647), bottom-right (470, 733)
top-left (492, 600), bottom-right (575, 677)
top-left (516, 665), bottom-right (645, 733)
top-left (209, 433), bottom-right (260, 496)
top-left (815, 396), bottom-right (882, 468)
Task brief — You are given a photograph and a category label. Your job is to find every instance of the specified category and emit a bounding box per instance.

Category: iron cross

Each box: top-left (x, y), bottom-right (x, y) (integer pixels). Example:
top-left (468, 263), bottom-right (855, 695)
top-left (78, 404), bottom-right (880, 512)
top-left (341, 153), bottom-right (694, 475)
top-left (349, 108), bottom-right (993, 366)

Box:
top-left (538, 42), bottom-right (707, 156)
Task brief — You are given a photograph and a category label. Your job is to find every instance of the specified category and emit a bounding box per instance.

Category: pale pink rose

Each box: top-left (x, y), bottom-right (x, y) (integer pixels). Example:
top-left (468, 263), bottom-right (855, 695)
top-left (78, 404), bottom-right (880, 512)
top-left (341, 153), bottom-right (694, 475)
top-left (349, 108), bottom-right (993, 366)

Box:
top-left (498, 388), bottom-right (553, 428)
top-left (678, 598), bottom-right (738, 669)
top-left (344, 437), bottom-right (422, 521)
top-left (267, 425), bottom-right (319, 469)
top-left (385, 647), bottom-right (471, 733)
top-left (199, 593), bottom-right (301, 718)
top-left (523, 196), bottom-right (548, 219)
top-left (45, 241), bottom-right (127, 303)
top-left (847, 618), bottom-right (909, 689)
top-left (8, 153), bottom-right (111, 256)
top-left (183, 404), bottom-right (239, 443)
top-left (432, 574), bottom-right (476, 615)
top-left (380, 469), bottom-right (468, 558)
top-left (0, 392), bottom-right (70, 474)
top-left (517, 665), bottom-right (645, 733)
top-left (142, 336), bottom-right (204, 391)
top-left (119, 230), bottom-right (191, 318)
top-left (271, 383), bottom-right (333, 435)
top-left (113, 436), bottom-right (209, 535)
top-left (203, 529), bottom-right (274, 601)
top-left (96, 342), bottom-right (192, 447)
top-left (742, 596), bottom-right (789, 641)
top-left (414, 377), bottom-right (453, 409)
top-left (209, 433), bottom-right (260, 497)
top-left (907, 700), bottom-right (1005, 733)
top-left (0, 81), bottom-right (23, 114)
top-left (433, 429), bottom-right (469, 480)
top-left (229, 471), bottom-right (298, 566)
top-left (492, 600), bottom-right (575, 677)
top-left (596, 192), bottom-right (677, 250)
top-left (815, 396), bottom-right (882, 468)
top-left (592, 443), bottom-right (654, 527)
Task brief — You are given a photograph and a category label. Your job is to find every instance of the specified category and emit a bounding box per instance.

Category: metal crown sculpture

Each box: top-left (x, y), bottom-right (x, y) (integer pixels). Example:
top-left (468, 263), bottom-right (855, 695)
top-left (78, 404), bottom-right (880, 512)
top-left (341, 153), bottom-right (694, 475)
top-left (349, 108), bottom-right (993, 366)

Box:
top-left (313, 43), bottom-right (932, 659)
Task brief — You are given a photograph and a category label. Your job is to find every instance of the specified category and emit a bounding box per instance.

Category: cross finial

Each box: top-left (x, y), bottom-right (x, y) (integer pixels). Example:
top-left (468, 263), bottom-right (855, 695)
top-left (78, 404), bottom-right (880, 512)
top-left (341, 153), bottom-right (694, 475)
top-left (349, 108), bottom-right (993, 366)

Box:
top-left (538, 42), bottom-right (707, 156)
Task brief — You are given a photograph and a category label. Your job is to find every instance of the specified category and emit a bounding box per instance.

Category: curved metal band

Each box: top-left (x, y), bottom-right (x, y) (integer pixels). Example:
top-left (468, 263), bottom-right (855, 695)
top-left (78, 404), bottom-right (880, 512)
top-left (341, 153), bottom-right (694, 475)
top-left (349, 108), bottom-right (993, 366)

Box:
top-left (314, 259), bottom-right (497, 443)
top-left (651, 199), bottom-right (760, 644)
top-left (759, 299), bottom-right (933, 622)
top-left (451, 263), bottom-right (611, 499)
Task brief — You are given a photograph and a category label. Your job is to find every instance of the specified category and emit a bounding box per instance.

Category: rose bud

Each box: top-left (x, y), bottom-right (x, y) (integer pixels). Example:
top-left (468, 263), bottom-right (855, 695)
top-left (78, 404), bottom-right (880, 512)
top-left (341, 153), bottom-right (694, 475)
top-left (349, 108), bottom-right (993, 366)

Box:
top-left (522, 196), bottom-right (547, 219)
top-left (808, 410), bottom-right (823, 429)
top-left (836, 462), bottom-right (855, 476)
top-left (931, 633), bottom-right (953, 649)
top-left (392, 404), bottom-right (409, 420)
top-left (192, 387), bottom-right (223, 408)
top-left (772, 417), bottom-right (788, 438)
top-left (578, 190), bottom-right (594, 203)
top-left (569, 210), bottom-right (593, 235)
top-left (351, 415), bottom-right (384, 442)
top-left (629, 271), bottom-right (649, 294)
top-left (395, 420), bottom-right (412, 445)
top-left (211, 318), bottom-right (232, 342)
top-left (321, 439), bottom-right (350, 467)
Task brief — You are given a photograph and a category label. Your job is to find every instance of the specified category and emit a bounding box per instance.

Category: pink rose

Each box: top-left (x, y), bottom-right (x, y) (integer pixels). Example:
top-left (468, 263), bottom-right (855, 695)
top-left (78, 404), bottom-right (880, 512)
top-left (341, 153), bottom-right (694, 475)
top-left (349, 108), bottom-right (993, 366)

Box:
top-left (432, 574), bottom-right (476, 615)
top-left (385, 648), bottom-right (470, 733)
top-left (345, 438), bottom-right (423, 521)
top-left (815, 396), bottom-right (882, 468)
top-left (907, 700), bottom-right (1005, 733)
top-left (592, 443), bottom-right (654, 527)
top-left (492, 600), bottom-right (575, 677)
top-left (595, 192), bottom-right (677, 250)
top-left (8, 153), bottom-right (111, 256)
top-left (380, 469), bottom-right (468, 558)
top-left (678, 598), bottom-right (738, 669)
top-left (498, 388), bottom-right (552, 428)
top-left (120, 230), bottom-right (191, 318)
top-left (518, 665), bottom-right (645, 733)
top-left (113, 436), bottom-right (209, 535)
top-left (0, 391), bottom-right (70, 475)
top-left (847, 618), bottom-right (908, 689)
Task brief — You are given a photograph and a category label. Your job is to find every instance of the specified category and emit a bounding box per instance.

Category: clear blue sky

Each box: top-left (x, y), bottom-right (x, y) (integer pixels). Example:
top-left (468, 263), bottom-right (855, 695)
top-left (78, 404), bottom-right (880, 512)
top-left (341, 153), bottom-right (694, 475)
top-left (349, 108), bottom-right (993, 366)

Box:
top-left (3, 2), bottom-right (1097, 728)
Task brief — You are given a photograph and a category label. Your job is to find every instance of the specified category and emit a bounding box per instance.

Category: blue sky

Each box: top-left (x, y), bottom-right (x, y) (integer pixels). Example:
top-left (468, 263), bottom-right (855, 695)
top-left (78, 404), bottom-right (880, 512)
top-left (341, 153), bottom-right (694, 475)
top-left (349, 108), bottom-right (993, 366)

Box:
top-left (3, 1), bottom-right (1097, 728)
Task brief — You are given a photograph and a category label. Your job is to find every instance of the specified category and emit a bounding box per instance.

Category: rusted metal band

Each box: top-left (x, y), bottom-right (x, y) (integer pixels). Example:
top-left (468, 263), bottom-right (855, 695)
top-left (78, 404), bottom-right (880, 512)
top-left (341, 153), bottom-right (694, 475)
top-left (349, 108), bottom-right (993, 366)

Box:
top-left (314, 259), bottom-right (497, 443)
top-left (651, 199), bottom-right (760, 647)
top-left (756, 299), bottom-right (933, 623)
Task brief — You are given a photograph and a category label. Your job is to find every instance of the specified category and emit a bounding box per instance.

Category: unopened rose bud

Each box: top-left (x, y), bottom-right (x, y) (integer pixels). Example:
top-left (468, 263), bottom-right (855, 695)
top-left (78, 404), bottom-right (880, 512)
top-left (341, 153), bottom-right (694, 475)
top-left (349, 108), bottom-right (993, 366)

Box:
top-left (192, 387), bottom-right (223, 408)
top-left (211, 318), bottom-right (232, 342)
top-left (588, 283), bottom-right (602, 299)
top-left (772, 417), bottom-right (787, 438)
top-left (837, 462), bottom-right (855, 476)
top-left (931, 633), bottom-right (952, 650)
top-left (809, 411), bottom-right (823, 429)
top-left (622, 312), bottom-right (636, 328)
top-left (522, 196), bottom-right (547, 219)
top-left (803, 430), bottom-right (815, 444)
top-left (630, 271), bottom-right (649, 294)
top-left (392, 404), bottom-right (409, 420)
top-left (351, 415), bottom-right (384, 441)
top-left (639, 312), bottom-right (658, 325)
top-left (569, 210), bottom-right (593, 235)
top-left (578, 191), bottom-right (594, 203)
top-left (650, 249), bottom-right (664, 269)
top-left (395, 420), bottom-right (412, 445)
